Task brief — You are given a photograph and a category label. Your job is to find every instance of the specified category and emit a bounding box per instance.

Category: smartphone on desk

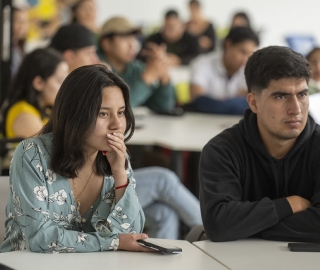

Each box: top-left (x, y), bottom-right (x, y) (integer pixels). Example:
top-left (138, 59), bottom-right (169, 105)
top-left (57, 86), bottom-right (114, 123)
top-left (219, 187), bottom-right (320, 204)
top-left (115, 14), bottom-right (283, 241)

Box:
top-left (288, 243), bottom-right (320, 252)
top-left (137, 239), bottom-right (182, 254)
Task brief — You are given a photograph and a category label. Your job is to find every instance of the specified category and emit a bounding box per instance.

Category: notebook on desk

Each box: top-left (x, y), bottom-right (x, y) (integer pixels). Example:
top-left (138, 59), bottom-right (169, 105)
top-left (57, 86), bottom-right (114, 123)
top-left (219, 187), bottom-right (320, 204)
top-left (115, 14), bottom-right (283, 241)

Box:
top-left (309, 93), bottom-right (320, 124)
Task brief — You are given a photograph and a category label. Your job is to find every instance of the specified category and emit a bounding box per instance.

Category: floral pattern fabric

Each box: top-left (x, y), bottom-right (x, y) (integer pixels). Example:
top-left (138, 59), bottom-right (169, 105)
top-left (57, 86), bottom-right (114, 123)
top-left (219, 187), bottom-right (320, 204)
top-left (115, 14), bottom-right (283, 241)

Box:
top-left (0, 133), bottom-right (145, 253)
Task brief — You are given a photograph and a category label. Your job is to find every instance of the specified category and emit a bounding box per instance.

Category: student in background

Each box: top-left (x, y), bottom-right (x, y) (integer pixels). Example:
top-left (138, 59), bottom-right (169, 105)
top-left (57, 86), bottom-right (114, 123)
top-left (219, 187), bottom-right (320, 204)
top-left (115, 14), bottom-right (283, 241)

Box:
top-left (199, 46), bottom-right (320, 243)
top-left (50, 23), bottom-right (100, 72)
top-left (189, 26), bottom-right (259, 115)
top-left (306, 47), bottom-right (320, 94)
top-left (139, 10), bottom-right (200, 66)
top-left (98, 16), bottom-right (176, 113)
top-left (0, 48), bottom-right (68, 139)
top-left (186, 0), bottom-right (216, 53)
top-left (1, 65), bottom-right (150, 252)
top-left (230, 11), bottom-right (251, 28)
top-left (11, 7), bottom-right (30, 76)
top-left (71, 0), bottom-right (99, 34)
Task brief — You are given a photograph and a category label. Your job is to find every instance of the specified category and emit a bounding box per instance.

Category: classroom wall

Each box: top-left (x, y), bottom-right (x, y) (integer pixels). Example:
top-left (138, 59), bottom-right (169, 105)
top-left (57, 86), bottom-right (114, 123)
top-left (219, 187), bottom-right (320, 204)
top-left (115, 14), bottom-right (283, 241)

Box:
top-left (95, 0), bottom-right (319, 51)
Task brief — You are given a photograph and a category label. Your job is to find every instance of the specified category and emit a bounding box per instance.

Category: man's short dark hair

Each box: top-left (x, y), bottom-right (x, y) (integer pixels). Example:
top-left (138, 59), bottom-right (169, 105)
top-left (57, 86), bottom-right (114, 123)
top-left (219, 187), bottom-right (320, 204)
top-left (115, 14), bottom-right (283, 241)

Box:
top-left (245, 46), bottom-right (311, 93)
top-left (225, 26), bottom-right (259, 47)
top-left (50, 24), bottom-right (95, 53)
top-left (165, 9), bottom-right (179, 19)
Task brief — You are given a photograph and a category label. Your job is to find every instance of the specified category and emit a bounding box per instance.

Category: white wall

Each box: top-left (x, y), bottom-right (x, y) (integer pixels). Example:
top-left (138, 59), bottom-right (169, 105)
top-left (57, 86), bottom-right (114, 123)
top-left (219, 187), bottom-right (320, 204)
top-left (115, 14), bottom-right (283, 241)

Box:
top-left (96, 0), bottom-right (319, 51)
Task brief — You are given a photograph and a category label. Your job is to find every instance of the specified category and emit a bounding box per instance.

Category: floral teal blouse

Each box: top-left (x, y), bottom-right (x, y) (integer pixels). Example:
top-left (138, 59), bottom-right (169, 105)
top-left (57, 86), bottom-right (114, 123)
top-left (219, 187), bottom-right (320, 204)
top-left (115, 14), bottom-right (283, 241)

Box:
top-left (0, 133), bottom-right (145, 253)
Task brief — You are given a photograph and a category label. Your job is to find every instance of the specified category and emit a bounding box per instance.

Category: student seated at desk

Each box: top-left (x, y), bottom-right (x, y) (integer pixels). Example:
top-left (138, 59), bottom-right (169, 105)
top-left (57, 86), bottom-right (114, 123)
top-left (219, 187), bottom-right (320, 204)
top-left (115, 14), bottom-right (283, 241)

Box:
top-left (306, 47), bottom-right (320, 95)
top-left (0, 66), bottom-right (151, 253)
top-left (138, 10), bottom-right (200, 66)
top-left (0, 48), bottom-right (68, 139)
top-left (1, 65), bottom-right (202, 253)
top-left (189, 26), bottom-right (259, 115)
top-left (186, 0), bottom-right (216, 54)
top-left (98, 16), bottom-right (176, 114)
top-left (199, 46), bottom-right (320, 243)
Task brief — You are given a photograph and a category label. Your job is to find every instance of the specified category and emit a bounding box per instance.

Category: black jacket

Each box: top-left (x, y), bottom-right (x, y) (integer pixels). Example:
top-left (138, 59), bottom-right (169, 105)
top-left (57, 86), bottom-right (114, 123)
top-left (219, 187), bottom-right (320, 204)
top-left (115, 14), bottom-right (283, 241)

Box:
top-left (199, 109), bottom-right (320, 242)
top-left (138, 31), bottom-right (200, 65)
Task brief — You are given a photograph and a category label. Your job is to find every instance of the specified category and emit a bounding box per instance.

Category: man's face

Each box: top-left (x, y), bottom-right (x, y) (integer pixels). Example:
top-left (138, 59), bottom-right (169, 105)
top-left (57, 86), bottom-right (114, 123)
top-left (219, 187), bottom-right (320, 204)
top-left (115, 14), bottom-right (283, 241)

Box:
top-left (224, 40), bottom-right (257, 72)
top-left (162, 16), bottom-right (184, 43)
top-left (247, 77), bottom-right (309, 145)
top-left (102, 34), bottom-right (139, 64)
top-left (66, 46), bottom-right (99, 72)
top-left (13, 9), bottom-right (29, 42)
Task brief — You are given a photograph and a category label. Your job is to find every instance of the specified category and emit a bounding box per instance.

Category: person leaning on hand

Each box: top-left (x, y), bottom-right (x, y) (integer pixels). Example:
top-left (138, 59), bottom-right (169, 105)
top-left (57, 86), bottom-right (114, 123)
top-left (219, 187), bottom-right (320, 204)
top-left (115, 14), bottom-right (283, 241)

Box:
top-left (199, 46), bottom-right (320, 243)
top-left (0, 65), bottom-right (151, 253)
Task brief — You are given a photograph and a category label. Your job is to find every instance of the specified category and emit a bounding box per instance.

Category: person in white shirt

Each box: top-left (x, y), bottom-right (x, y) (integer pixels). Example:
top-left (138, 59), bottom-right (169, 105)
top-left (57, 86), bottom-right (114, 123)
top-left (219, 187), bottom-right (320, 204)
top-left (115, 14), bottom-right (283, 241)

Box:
top-left (190, 26), bottom-right (259, 115)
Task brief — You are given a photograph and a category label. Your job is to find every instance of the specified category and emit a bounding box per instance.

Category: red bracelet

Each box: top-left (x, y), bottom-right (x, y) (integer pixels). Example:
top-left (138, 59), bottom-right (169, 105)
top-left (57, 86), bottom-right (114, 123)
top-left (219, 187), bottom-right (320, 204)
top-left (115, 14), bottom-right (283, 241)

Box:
top-left (114, 182), bottom-right (129, 190)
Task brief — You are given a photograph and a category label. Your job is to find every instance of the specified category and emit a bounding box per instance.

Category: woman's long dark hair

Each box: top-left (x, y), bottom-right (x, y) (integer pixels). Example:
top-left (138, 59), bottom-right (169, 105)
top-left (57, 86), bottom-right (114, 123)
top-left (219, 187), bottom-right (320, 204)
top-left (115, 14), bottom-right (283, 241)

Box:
top-left (0, 48), bottom-right (64, 136)
top-left (40, 64), bottom-right (135, 178)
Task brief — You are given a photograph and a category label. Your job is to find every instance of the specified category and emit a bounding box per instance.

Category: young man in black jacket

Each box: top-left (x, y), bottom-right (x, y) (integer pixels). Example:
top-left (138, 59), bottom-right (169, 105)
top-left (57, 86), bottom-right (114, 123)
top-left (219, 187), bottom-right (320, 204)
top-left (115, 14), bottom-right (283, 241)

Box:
top-left (199, 46), bottom-right (320, 242)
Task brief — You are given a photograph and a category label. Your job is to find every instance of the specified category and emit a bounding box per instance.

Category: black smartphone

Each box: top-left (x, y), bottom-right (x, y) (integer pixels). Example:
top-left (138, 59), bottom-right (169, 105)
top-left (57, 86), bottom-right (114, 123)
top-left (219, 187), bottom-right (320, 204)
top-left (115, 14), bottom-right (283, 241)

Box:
top-left (288, 243), bottom-right (320, 252)
top-left (137, 239), bottom-right (182, 254)
top-left (157, 107), bottom-right (185, 117)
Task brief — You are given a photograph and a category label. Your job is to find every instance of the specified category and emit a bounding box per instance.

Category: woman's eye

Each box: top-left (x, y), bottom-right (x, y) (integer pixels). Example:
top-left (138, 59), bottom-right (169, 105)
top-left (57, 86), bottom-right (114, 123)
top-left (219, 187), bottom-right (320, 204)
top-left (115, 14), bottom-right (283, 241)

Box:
top-left (118, 111), bottom-right (125, 116)
top-left (100, 112), bottom-right (108, 117)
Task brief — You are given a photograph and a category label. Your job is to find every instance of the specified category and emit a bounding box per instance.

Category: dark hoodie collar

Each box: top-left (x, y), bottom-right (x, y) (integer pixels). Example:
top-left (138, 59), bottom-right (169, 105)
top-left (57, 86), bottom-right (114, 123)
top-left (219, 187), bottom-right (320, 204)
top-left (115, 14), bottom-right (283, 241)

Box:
top-left (239, 109), bottom-right (317, 160)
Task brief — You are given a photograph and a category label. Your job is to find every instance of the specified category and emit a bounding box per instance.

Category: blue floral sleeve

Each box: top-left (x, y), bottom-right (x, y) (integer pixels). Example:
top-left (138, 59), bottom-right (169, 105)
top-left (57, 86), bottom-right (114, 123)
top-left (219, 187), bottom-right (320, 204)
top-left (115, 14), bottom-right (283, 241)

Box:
top-left (0, 135), bottom-right (145, 253)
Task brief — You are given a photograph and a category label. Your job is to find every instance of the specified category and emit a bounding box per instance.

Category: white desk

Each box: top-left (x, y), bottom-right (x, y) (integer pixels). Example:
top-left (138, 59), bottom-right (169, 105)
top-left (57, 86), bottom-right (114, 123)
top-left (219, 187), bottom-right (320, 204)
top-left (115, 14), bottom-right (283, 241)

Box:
top-left (193, 239), bottom-right (320, 270)
top-left (129, 111), bottom-right (242, 178)
top-left (130, 112), bottom-right (241, 152)
top-left (0, 239), bottom-right (226, 270)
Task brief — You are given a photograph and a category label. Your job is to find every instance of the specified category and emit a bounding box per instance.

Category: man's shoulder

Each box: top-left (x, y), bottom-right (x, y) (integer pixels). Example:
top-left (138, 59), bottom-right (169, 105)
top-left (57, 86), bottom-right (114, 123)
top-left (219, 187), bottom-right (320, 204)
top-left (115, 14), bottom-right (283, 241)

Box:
top-left (204, 123), bottom-right (243, 151)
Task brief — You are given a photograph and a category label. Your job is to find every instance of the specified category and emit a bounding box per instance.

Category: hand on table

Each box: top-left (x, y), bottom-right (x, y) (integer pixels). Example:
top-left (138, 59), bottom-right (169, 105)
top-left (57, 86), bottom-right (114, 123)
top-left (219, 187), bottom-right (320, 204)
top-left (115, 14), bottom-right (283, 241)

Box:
top-left (118, 233), bottom-right (154, 252)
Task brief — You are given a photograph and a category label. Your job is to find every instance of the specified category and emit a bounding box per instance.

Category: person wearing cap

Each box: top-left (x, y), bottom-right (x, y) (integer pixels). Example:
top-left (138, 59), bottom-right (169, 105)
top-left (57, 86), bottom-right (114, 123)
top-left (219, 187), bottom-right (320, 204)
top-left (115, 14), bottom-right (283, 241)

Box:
top-left (190, 26), bottom-right (259, 115)
top-left (50, 23), bottom-right (99, 72)
top-left (98, 16), bottom-right (176, 114)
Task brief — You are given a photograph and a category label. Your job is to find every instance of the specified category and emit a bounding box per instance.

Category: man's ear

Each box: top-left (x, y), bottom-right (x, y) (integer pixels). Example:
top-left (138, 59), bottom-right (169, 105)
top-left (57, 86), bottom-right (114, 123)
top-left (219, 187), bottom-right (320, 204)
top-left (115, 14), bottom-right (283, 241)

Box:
top-left (63, 49), bottom-right (75, 66)
top-left (223, 39), bottom-right (232, 51)
top-left (32, 76), bottom-right (44, 92)
top-left (247, 92), bottom-right (259, 113)
top-left (100, 38), bottom-right (111, 52)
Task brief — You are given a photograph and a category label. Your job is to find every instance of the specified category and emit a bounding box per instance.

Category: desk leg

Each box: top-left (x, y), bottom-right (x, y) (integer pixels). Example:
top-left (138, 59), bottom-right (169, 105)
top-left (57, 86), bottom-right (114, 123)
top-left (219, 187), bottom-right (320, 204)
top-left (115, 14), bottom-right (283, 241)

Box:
top-left (170, 150), bottom-right (184, 180)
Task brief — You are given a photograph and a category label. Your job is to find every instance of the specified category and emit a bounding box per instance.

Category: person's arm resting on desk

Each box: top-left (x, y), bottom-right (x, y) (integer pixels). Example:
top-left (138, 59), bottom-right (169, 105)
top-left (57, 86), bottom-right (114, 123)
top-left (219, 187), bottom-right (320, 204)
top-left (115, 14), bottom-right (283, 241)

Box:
top-left (3, 139), bottom-right (145, 253)
top-left (199, 138), bottom-right (320, 242)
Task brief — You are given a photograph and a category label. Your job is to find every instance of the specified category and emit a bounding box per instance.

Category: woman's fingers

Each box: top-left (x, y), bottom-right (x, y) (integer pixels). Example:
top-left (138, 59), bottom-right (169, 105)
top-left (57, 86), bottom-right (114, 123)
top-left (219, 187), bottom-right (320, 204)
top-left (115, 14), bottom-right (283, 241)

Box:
top-left (118, 233), bottom-right (155, 252)
top-left (107, 132), bottom-right (126, 153)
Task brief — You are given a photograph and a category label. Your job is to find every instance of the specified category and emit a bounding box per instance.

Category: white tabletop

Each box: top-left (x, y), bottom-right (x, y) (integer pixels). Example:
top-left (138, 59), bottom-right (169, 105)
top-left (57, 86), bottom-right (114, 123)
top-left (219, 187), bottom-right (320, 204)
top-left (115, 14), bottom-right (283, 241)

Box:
top-left (193, 239), bottom-right (320, 270)
top-left (129, 111), bottom-right (242, 152)
top-left (0, 239), bottom-right (226, 270)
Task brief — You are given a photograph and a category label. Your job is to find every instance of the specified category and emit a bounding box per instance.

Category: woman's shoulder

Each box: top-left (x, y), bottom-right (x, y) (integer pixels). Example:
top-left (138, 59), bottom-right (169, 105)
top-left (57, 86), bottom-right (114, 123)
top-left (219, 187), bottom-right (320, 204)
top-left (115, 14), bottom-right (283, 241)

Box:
top-left (16, 133), bottom-right (54, 156)
top-left (8, 100), bottom-right (41, 117)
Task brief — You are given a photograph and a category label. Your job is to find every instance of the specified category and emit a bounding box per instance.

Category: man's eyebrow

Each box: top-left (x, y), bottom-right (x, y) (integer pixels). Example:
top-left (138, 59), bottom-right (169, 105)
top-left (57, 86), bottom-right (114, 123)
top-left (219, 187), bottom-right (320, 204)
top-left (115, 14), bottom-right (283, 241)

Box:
top-left (270, 89), bottom-right (309, 96)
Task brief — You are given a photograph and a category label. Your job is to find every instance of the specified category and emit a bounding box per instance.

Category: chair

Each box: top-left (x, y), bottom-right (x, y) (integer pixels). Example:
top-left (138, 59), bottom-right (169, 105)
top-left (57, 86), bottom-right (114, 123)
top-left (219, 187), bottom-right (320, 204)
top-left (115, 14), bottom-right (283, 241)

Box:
top-left (0, 176), bottom-right (10, 244)
top-left (0, 137), bottom-right (23, 175)
top-left (185, 224), bottom-right (207, 242)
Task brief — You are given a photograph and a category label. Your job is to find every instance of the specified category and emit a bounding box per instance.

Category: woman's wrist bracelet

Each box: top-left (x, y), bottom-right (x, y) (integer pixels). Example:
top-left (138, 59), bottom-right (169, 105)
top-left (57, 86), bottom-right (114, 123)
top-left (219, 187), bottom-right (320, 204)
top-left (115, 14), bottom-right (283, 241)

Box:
top-left (114, 181), bottom-right (129, 190)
